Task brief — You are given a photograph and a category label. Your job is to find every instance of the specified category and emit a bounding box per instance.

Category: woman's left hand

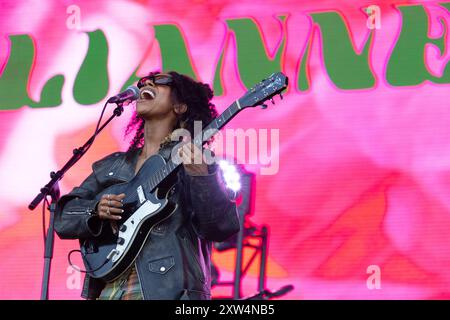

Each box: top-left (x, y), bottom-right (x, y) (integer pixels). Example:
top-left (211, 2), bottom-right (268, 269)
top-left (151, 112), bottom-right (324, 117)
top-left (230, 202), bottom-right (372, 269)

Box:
top-left (179, 142), bottom-right (209, 176)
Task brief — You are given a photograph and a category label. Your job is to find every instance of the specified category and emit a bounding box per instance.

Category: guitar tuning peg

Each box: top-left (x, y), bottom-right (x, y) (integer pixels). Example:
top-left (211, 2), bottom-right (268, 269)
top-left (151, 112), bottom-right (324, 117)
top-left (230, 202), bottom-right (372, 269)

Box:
top-left (261, 104), bottom-right (268, 109)
top-left (279, 93), bottom-right (283, 100)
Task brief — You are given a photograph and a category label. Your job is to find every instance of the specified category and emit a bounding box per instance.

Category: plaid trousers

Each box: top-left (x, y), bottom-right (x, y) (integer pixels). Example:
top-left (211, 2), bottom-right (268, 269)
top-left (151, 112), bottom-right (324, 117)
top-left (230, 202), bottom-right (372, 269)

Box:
top-left (98, 265), bottom-right (144, 300)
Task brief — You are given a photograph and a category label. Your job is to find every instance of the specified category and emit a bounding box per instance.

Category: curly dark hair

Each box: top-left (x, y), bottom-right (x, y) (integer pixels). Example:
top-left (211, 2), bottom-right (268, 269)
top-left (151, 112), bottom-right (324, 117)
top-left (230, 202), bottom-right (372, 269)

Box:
top-left (125, 71), bottom-right (218, 154)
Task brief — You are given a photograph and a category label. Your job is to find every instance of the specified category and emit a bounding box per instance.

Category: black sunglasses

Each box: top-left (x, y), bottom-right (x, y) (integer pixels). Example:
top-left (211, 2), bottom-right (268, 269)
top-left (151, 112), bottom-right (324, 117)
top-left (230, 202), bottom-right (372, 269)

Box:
top-left (137, 74), bottom-right (173, 88)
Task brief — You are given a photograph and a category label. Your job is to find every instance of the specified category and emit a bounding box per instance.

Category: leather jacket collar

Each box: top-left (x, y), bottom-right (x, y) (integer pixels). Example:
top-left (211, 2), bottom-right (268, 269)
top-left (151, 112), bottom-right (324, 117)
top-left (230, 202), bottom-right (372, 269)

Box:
top-left (92, 142), bottom-right (178, 184)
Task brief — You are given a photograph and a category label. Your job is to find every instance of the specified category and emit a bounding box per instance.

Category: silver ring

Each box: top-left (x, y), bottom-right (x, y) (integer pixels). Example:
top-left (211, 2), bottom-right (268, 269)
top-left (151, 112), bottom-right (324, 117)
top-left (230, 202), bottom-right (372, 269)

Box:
top-left (108, 200), bottom-right (111, 206)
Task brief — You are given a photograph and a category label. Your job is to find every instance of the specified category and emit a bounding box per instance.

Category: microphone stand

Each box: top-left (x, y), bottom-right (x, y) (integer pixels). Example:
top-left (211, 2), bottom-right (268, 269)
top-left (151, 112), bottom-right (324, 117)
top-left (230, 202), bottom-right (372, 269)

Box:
top-left (28, 103), bottom-right (124, 300)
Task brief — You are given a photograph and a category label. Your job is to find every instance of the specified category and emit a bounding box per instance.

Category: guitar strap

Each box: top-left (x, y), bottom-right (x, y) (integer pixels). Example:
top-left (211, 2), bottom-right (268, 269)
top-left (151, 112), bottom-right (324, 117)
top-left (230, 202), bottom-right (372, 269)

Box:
top-left (158, 141), bottom-right (178, 162)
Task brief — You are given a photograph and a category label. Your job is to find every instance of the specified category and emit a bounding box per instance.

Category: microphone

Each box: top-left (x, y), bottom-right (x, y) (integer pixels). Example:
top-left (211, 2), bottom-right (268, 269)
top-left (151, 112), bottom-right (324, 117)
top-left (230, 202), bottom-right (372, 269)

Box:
top-left (107, 86), bottom-right (140, 104)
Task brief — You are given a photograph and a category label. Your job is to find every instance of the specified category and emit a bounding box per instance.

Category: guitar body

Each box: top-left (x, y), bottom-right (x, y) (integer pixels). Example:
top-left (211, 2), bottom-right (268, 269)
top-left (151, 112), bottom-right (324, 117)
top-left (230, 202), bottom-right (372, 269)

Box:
top-left (81, 154), bottom-right (177, 281)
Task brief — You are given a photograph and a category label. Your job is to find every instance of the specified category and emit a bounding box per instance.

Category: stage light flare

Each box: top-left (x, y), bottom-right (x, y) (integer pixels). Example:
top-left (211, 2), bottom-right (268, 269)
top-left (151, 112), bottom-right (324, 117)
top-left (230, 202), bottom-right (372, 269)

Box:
top-left (219, 160), bottom-right (241, 192)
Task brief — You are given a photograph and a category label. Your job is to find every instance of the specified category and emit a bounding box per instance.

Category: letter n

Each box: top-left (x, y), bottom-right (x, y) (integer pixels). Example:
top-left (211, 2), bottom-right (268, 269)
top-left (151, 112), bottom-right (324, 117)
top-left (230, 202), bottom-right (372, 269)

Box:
top-left (310, 11), bottom-right (375, 89)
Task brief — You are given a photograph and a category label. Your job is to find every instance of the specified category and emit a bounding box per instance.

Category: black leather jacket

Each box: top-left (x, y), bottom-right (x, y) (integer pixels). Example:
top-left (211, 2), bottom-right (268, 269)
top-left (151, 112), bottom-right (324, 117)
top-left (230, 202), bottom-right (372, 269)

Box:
top-left (54, 144), bottom-right (240, 300)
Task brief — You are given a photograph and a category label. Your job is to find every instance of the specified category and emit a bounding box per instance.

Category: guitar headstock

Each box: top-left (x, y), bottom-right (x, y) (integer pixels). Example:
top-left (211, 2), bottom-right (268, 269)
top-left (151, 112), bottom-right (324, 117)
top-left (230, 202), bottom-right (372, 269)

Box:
top-left (238, 72), bottom-right (288, 109)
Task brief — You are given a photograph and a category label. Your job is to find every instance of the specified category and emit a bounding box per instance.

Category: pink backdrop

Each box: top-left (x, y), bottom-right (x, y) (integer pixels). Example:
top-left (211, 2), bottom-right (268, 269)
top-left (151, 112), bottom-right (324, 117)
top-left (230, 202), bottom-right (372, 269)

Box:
top-left (1, 0), bottom-right (450, 299)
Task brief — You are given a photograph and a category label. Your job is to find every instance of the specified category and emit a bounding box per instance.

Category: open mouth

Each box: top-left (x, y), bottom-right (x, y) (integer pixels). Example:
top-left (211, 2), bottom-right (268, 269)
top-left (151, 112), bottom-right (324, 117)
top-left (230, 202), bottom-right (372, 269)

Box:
top-left (140, 88), bottom-right (156, 100)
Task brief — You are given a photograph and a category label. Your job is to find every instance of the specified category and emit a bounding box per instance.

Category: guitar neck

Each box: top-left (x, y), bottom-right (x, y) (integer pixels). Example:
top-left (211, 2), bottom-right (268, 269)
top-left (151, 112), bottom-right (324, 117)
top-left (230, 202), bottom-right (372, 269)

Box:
top-left (202, 100), bottom-right (242, 141)
top-left (145, 100), bottom-right (243, 191)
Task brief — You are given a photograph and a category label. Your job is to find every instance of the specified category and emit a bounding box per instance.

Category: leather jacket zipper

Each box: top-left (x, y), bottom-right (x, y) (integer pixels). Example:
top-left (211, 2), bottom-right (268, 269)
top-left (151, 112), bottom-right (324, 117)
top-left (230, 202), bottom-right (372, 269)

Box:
top-left (182, 233), bottom-right (206, 283)
top-left (66, 209), bottom-right (95, 215)
top-left (66, 211), bottom-right (87, 215)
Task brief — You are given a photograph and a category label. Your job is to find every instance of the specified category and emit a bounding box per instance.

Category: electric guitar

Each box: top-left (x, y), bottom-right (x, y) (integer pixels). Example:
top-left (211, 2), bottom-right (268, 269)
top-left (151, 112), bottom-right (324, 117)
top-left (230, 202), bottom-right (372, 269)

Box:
top-left (80, 72), bottom-right (288, 281)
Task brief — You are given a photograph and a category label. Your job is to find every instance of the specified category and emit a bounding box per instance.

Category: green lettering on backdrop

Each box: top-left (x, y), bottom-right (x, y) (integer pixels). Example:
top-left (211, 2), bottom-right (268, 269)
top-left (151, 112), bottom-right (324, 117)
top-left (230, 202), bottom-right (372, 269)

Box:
top-left (4, 4), bottom-right (450, 111)
top-left (213, 37), bottom-right (227, 96)
top-left (120, 65), bottom-right (142, 92)
top-left (297, 34), bottom-right (312, 92)
top-left (225, 16), bottom-right (286, 89)
top-left (73, 30), bottom-right (109, 105)
top-left (386, 4), bottom-right (450, 86)
top-left (154, 24), bottom-right (197, 79)
top-left (310, 12), bottom-right (375, 89)
top-left (0, 35), bottom-right (64, 110)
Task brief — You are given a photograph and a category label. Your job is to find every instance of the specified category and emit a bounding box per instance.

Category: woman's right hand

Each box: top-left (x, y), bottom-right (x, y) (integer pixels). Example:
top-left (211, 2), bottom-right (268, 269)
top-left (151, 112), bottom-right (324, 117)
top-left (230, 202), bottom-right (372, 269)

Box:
top-left (96, 193), bottom-right (126, 220)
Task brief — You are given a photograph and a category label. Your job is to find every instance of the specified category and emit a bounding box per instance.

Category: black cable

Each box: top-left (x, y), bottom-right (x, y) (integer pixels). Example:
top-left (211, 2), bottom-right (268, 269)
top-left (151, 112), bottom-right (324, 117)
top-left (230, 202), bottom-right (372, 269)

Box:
top-left (68, 249), bottom-right (109, 274)
top-left (94, 101), bottom-right (109, 135)
top-left (76, 101), bottom-right (109, 157)
top-left (42, 197), bottom-right (47, 243)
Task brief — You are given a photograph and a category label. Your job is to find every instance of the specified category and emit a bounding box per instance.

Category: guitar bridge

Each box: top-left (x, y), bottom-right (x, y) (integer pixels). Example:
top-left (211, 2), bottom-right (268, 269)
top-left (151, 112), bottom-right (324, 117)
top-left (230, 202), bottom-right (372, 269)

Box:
top-left (107, 249), bottom-right (120, 261)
